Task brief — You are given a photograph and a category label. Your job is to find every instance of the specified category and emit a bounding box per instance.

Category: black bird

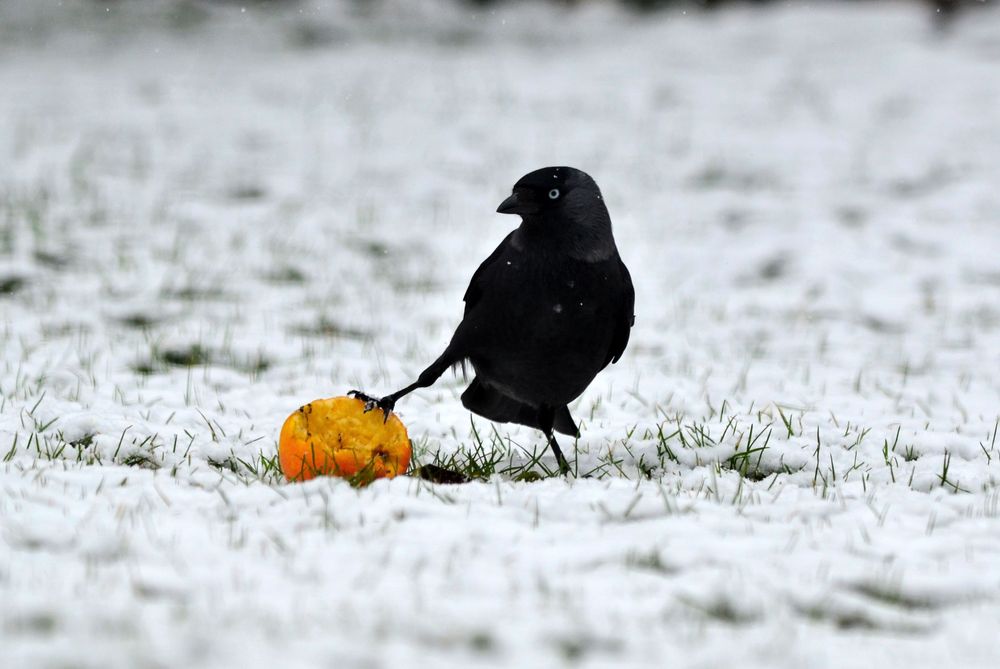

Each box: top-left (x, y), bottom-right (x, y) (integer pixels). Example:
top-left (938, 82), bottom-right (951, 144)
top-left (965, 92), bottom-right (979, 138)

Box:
top-left (351, 166), bottom-right (634, 475)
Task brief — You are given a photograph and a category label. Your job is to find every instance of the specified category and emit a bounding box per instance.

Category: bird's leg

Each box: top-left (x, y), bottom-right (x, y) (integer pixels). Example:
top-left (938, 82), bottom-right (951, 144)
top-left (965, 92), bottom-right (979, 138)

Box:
top-left (545, 430), bottom-right (571, 476)
top-left (538, 406), bottom-right (571, 476)
top-left (349, 349), bottom-right (455, 423)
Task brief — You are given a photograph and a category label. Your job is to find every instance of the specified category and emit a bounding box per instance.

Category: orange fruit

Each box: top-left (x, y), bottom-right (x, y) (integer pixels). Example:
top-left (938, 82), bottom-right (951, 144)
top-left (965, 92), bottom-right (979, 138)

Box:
top-left (279, 396), bottom-right (411, 484)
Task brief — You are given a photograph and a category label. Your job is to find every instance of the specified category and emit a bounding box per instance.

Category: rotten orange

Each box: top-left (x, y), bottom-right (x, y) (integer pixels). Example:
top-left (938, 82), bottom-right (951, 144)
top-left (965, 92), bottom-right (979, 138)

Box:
top-left (279, 396), bottom-right (410, 483)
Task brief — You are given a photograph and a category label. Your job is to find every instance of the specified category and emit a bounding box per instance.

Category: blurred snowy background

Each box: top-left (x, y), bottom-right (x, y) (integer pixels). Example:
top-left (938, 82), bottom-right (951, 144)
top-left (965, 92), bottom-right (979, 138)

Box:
top-left (3, 1), bottom-right (1000, 668)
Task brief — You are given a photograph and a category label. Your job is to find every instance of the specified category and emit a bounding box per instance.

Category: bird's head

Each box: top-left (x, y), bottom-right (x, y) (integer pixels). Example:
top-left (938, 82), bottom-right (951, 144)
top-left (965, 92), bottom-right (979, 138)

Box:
top-left (496, 166), bottom-right (605, 221)
top-left (496, 166), bottom-right (615, 260)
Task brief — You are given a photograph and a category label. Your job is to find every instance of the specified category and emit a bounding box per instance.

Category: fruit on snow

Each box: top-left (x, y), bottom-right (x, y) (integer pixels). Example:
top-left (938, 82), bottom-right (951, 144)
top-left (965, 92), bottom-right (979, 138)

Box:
top-left (279, 396), bottom-right (411, 483)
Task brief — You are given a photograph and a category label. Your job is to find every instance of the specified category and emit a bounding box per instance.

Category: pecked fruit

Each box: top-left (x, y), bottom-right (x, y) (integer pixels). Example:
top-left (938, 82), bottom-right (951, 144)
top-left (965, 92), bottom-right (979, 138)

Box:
top-left (278, 396), bottom-right (411, 484)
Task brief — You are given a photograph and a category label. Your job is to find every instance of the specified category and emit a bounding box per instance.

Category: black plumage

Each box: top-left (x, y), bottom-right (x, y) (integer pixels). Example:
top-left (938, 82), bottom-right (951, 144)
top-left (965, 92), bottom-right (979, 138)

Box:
top-left (352, 166), bottom-right (634, 474)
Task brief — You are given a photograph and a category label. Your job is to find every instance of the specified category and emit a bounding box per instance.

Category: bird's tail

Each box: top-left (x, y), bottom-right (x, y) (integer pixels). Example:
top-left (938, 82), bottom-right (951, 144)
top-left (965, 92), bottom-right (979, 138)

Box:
top-left (460, 378), bottom-right (578, 437)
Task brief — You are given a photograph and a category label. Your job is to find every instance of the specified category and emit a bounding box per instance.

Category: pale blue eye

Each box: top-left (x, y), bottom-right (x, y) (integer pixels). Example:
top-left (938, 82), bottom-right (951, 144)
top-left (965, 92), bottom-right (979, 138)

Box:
top-left (548, 189), bottom-right (560, 199)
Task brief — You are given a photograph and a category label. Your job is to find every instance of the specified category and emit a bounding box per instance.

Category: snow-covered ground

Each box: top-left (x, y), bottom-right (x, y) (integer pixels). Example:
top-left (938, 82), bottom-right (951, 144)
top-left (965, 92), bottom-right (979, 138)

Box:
top-left (3, 1), bottom-right (1000, 667)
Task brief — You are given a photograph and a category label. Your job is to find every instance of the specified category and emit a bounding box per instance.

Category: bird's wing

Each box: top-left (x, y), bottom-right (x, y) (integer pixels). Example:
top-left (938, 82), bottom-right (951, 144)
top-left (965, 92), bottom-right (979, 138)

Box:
top-left (607, 256), bottom-right (635, 365)
top-left (462, 231), bottom-right (515, 317)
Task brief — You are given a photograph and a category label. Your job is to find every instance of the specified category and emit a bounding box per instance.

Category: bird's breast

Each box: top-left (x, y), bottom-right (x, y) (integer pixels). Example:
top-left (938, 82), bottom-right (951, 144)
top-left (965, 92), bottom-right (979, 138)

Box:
top-left (463, 253), bottom-right (620, 405)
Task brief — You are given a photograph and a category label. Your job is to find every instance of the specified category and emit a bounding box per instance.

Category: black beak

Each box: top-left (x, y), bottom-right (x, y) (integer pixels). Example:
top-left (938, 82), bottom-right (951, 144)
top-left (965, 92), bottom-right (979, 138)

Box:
top-left (496, 192), bottom-right (538, 216)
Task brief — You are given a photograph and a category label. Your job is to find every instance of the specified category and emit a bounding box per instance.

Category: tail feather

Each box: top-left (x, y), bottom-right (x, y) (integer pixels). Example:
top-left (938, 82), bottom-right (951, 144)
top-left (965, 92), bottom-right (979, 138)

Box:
top-left (461, 378), bottom-right (578, 437)
top-left (553, 405), bottom-right (578, 437)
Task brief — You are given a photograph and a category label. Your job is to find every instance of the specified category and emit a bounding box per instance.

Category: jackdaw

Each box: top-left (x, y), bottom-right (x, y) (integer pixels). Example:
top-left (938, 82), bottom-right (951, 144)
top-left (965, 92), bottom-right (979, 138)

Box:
top-left (352, 166), bottom-right (634, 475)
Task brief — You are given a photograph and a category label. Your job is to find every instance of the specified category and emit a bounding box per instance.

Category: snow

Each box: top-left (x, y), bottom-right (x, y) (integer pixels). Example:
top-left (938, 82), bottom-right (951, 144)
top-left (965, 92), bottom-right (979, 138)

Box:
top-left (3, 1), bottom-right (1000, 667)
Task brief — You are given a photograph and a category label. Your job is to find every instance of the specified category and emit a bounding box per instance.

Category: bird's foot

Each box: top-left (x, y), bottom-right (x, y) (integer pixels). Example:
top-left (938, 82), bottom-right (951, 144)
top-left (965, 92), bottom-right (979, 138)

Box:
top-left (348, 390), bottom-right (396, 423)
top-left (556, 459), bottom-right (572, 477)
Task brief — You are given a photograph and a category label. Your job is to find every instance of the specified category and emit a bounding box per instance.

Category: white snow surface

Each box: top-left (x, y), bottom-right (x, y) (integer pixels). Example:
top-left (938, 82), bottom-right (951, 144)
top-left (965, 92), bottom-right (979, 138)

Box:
top-left (3, 1), bottom-right (1000, 667)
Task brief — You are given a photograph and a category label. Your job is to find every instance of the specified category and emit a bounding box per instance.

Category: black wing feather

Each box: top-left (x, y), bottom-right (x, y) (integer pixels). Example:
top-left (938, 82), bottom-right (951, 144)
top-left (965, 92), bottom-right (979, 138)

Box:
top-left (463, 231), bottom-right (515, 317)
top-left (607, 256), bottom-right (635, 365)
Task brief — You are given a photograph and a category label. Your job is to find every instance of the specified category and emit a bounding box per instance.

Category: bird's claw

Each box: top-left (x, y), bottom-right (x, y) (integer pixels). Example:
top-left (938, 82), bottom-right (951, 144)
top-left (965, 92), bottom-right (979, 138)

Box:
top-left (348, 390), bottom-right (395, 423)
